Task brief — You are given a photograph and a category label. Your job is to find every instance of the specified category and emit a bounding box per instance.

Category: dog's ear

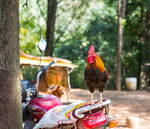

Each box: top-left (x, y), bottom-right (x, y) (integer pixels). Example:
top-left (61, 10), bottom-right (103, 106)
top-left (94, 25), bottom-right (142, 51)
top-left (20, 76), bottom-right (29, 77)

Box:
top-left (58, 85), bottom-right (65, 90)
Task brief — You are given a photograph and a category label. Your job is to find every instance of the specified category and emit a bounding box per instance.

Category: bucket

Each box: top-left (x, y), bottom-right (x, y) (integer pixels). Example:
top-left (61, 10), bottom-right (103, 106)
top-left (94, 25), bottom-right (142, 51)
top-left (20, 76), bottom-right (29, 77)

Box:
top-left (125, 77), bottom-right (137, 91)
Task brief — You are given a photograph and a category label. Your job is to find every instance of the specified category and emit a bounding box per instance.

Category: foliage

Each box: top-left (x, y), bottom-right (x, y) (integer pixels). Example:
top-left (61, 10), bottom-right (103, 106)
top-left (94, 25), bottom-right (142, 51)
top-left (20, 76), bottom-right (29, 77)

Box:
top-left (19, 0), bottom-right (46, 80)
top-left (21, 66), bottom-right (40, 81)
top-left (122, 0), bottom-right (150, 89)
top-left (56, 1), bottom-right (118, 89)
top-left (19, 0), bottom-right (150, 89)
top-left (19, 0), bottom-right (46, 56)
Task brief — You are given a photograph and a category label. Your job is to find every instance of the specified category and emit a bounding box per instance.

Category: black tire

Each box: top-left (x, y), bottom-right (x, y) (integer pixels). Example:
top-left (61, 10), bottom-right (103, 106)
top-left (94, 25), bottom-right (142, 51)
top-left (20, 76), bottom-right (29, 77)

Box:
top-left (23, 120), bottom-right (35, 129)
top-left (22, 103), bottom-right (35, 129)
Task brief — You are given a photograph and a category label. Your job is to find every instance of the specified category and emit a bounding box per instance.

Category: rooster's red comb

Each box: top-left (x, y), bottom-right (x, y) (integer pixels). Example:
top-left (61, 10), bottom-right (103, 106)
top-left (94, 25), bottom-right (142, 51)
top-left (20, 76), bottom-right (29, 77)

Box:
top-left (88, 45), bottom-right (95, 55)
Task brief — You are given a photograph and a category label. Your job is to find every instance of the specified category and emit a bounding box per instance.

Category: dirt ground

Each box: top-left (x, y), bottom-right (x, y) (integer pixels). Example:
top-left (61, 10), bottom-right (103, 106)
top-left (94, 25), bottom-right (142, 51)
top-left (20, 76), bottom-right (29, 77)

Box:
top-left (61, 89), bottom-right (150, 129)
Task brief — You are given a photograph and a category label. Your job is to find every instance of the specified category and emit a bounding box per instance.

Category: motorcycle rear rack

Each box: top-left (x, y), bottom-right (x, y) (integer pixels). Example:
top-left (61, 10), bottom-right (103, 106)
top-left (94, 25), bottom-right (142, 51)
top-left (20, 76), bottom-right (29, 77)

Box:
top-left (74, 99), bottom-right (111, 118)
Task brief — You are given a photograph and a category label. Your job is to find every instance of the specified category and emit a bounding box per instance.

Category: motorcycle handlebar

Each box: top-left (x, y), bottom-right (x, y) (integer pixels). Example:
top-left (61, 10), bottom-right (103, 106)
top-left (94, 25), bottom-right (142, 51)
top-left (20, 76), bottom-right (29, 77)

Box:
top-left (42, 59), bottom-right (56, 71)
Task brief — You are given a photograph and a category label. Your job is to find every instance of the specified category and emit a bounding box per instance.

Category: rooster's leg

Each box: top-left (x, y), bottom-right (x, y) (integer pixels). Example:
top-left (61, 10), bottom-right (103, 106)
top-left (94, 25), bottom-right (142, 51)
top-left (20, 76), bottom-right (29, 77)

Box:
top-left (91, 93), bottom-right (94, 105)
top-left (99, 92), bottom-right (103, 103)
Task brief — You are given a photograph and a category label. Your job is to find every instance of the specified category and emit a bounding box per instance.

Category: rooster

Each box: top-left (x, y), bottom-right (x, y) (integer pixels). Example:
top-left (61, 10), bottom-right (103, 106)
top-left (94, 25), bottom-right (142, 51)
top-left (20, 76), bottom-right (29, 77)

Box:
top-left (84, 45), bottom-right (109, 105)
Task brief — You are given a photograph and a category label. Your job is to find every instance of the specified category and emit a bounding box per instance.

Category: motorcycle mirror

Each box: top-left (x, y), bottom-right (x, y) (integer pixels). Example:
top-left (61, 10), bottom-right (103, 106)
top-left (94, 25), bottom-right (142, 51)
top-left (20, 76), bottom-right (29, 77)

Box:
top-left (38, 39), bottom-right (47, 53)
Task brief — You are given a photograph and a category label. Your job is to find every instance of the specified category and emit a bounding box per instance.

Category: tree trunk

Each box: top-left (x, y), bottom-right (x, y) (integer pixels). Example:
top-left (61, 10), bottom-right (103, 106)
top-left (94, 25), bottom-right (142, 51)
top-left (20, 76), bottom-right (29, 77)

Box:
top-left (45, 0), bottom-right (57, 56)
top-left (144, 9), bottom-right (150, 62)
top-left (116, 0), bottom-right (126, 90)
top-left (0, 0), bottom-right (22, 129)
top-left (137, 5), bottom-right (144, 90)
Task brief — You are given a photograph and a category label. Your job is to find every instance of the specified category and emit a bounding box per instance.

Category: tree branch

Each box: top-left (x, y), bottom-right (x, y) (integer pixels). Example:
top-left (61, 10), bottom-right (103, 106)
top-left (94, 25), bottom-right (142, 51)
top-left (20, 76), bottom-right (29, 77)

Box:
top-left (23, 0), bottom-right (29, 9)
top-left (121, 0), bottom-right (126, 18)
top-left (55, 1), bottom-right (78, 44)
top-left (57, 0), bottom-right (63, 4)
top-left (55, 23), bottom-right (70, 44)
top-left (36, 1), bottom-right (47, 21)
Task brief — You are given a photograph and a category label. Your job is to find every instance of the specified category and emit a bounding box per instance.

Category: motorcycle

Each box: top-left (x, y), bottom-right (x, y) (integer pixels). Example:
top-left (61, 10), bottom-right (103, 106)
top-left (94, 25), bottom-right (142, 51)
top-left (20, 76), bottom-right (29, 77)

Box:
top-left (33, 99), bottom-right (117, 129)
top-left (22, 60), bottom-right (117, 129)
top-left (21, 79), bottom-right (37, 129)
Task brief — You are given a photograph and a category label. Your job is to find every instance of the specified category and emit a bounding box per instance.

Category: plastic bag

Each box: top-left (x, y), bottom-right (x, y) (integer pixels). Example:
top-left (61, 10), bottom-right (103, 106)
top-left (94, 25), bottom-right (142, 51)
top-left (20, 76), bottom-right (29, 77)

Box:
top-left (33, 100), bottom-right (87, 129)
